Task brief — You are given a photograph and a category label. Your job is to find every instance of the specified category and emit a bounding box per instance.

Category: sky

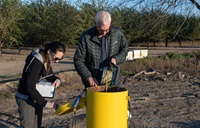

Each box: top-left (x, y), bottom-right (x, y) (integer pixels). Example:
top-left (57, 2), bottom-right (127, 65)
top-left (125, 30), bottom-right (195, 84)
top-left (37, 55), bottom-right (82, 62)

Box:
top-left (70, 0), bottom-right (199, 16)
top-left (21, 0), bottom-right (199, 17)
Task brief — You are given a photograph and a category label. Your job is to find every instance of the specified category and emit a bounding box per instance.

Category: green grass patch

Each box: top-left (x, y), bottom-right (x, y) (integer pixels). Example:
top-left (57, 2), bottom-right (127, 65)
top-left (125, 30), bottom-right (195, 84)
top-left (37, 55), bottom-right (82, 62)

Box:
top-left (0, 75), bottom-right (12, 79)
top-left (0, 73), bottom-right (21, 79)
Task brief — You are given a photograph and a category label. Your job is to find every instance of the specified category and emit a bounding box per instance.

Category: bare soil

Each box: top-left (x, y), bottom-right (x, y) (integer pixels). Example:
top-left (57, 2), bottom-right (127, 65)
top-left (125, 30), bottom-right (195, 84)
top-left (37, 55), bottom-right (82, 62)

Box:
top-left (1, 47), bottom-right (200, 128)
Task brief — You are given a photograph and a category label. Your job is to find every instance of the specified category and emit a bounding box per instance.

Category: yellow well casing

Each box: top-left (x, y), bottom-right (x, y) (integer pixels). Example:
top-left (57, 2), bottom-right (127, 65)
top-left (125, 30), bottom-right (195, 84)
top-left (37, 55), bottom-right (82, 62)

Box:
top-left (86, 86), bottom-right (128, 128)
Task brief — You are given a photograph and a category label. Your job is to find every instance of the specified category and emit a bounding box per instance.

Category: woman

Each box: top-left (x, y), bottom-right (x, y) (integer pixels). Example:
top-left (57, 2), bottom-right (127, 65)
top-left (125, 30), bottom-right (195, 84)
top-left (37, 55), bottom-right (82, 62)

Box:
top-left (15, 41), bottom-right (65, 128)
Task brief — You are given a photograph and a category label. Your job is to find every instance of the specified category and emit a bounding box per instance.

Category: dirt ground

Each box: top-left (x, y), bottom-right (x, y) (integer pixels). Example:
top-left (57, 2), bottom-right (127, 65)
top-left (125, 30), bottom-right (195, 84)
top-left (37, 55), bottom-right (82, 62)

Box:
top-left (1, 47), bottom-right (200, 128)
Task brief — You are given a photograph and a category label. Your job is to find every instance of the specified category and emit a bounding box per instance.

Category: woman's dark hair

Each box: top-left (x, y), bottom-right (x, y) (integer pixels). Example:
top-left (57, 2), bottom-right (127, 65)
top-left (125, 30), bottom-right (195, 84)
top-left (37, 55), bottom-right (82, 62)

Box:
top-left (40, 41), bottom-right (65, 72)
top-left (45, 41), bottom-right (66, 54)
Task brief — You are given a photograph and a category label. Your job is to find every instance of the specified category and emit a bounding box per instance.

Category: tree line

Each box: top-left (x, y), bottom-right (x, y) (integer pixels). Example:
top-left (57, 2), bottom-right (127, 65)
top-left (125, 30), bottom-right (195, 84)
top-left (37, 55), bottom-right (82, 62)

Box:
top-left (0, 0), bottom-right (200, 54)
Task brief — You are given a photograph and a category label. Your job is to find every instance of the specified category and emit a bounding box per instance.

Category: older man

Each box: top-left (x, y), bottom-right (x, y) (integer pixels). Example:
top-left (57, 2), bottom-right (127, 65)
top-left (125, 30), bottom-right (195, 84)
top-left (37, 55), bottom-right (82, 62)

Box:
top-left (74, 11), bottom-right (128, 88)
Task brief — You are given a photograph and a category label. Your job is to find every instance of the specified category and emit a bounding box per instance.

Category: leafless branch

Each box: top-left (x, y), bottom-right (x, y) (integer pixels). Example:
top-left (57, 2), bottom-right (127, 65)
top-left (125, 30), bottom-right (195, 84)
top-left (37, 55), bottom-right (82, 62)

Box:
top-left (190, 0), bottom-right (200, 10)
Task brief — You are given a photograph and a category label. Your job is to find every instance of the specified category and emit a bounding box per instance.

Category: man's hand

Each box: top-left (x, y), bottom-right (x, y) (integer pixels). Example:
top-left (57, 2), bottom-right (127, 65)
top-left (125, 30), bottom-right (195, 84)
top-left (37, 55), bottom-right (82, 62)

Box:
top-left (111, 58), bottom-right (116, 65)
top-left (88, 77), bottom-right (99, 87)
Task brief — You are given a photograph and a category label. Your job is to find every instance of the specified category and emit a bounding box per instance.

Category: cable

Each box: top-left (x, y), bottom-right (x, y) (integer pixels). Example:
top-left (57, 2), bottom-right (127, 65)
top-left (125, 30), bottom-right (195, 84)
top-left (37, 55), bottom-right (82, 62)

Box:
top-left (72, 108), bottom-right (77, 128)
top-left (71, 90), bottom-right (85, 128)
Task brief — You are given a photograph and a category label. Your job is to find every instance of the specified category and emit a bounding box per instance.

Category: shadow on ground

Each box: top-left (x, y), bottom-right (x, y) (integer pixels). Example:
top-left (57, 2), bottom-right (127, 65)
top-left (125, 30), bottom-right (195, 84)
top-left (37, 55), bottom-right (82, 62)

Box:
top-left (172, 120), bottom-right (200, 128)
top-left (0, 112), bottom-right (19, 128)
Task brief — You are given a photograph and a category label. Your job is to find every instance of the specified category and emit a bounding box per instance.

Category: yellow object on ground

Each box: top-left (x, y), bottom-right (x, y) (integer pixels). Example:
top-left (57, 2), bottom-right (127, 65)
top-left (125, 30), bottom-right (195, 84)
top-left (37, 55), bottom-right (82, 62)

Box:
top-left (86, 86), bottom-right (129, 128)
top-left (56, 97), bottom-right (86, 116)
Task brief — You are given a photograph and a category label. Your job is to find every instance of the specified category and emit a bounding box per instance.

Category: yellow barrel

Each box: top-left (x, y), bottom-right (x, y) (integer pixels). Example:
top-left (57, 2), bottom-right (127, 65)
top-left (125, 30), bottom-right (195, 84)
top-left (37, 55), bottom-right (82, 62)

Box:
top-left (86, 86), bottom-right (129, 128)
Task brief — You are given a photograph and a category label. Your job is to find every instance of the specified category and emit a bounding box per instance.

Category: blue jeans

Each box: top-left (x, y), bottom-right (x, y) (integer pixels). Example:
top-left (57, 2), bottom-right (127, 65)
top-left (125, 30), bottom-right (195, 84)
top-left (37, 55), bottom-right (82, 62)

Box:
top-left (15, 96), bottom-right (43, 128)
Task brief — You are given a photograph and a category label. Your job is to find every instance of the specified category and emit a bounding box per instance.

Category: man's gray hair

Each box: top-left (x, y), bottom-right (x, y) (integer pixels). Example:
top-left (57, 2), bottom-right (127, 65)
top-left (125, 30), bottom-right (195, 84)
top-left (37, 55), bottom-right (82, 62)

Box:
top-left (95, 11), bottom-right (111, 26)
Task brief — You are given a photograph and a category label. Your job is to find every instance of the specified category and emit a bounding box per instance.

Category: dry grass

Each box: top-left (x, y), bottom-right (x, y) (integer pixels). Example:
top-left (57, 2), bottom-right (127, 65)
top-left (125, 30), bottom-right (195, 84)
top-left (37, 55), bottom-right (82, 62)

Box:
top-left (0, 82), bottom-right (18, 99)
top-left (56, 71), bottom-right (83, 91)
top-left (132, 41), bottom-right (200, 47)
top-left (121, 51), bottom-right (200, 76)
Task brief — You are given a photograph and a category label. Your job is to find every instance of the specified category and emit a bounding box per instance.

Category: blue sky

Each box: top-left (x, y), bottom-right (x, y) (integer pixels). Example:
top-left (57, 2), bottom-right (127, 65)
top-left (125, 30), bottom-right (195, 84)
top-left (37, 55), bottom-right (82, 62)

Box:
top-left (70, 0), bottom-right (199, 16)
top-left (21, 0), bottom-right (199, 17)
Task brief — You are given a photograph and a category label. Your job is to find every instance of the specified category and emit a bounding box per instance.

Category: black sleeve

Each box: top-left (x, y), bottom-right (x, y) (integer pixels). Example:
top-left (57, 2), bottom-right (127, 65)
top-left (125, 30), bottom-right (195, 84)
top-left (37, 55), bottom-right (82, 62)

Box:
top-left (26, 58), bottom-right (47, 107)
top-left (46, 67), bottom-right (60, 82)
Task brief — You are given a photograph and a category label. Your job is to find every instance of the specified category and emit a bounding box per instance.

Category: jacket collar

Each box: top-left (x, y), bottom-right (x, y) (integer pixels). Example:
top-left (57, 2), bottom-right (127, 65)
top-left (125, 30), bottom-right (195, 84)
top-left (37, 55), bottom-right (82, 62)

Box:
top-left (91, 26), bottom-right (112, 44)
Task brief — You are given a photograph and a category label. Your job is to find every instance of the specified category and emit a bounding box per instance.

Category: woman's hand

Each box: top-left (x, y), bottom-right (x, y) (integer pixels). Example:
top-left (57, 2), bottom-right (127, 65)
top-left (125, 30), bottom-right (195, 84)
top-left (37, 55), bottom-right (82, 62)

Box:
top-left (52, 79), bottom-right (61, 88)
top-left (45, 101), bottom-right (59, 109)
top-left (45, 102), bottom-right (55, 109)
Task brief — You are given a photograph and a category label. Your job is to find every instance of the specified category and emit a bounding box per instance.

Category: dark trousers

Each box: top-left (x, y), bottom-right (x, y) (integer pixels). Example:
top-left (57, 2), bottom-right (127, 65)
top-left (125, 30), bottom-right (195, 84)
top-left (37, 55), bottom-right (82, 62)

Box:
top-left (16, 97), bottom-right (43, 128)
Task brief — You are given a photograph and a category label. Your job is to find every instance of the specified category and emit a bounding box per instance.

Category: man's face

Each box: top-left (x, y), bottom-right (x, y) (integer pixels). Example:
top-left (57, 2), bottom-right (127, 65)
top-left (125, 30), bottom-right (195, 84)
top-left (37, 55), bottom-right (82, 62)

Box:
top-left (96, 23), bottom-right (110, 38)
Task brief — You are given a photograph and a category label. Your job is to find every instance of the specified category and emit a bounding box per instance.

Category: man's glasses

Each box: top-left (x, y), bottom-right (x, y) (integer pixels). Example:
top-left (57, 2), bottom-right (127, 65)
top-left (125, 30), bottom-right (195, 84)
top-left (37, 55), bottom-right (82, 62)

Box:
top-left (51, 51), bottom-right (63, 61)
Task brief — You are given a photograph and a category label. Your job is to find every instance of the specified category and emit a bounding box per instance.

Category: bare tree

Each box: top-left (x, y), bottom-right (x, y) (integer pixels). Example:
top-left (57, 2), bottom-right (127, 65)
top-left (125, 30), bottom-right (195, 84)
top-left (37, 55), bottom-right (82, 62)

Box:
top-left (112, 0), bottom-right (200, 46)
